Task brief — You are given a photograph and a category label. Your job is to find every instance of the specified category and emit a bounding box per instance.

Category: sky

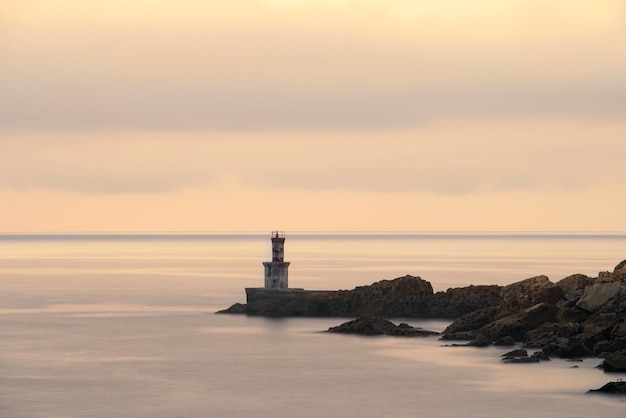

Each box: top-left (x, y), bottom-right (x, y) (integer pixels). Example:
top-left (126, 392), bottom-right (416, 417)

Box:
top-left (1, 0), bottom-right (625, 232)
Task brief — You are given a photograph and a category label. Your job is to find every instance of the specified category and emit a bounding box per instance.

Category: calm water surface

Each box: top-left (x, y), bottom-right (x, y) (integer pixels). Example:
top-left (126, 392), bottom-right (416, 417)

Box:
top-left (1, 234), bottom-right (625, 417)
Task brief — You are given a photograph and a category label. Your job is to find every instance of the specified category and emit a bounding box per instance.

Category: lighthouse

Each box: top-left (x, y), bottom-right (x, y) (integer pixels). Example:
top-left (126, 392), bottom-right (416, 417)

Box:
top-left (263, 231), bottom-right (290, 289)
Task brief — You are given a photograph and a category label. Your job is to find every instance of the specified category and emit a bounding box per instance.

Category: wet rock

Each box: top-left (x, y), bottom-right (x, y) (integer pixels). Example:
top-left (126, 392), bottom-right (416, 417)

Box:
top-left (478, 303), bottom-right (559, 341)
top-left (442, 306), bottom-right (501, 335)
top-left (588, 381), bottom-right (626, 395)
top-left (530, 351), bottom-right (550, 361)
top-left (501, 349), bottom-right (550, 363)
top-left (601, 349), bottom-right (626, 372)
top-left (327, 316), bottom-right (439, 337)
top-left (524, 322), bottom-right (582, 348)
top-left (502, 348), bottom-right (528, 358)
top-left (465, 337), bottom-right (491, 347)
top-left (494, 336), bottom-right (515, 346)
top-left (215, 303), bottom-right (247, 314)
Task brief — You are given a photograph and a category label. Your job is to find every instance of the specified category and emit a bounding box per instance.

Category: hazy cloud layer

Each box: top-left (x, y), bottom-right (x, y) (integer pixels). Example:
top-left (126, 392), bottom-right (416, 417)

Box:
top-left (1, 0), bottom-right (625, 131)
top-left (2, 122), bottom-right (625, 195)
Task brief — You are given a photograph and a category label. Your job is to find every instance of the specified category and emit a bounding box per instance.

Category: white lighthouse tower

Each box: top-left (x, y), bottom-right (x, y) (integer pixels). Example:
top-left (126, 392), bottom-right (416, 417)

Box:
top-left (263, 231), bottom-right (290, 289)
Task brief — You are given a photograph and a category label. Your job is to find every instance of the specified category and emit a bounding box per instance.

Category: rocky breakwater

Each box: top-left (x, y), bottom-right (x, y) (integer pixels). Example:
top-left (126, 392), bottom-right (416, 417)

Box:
top-left (442, 260), bottom-right (626, 373)
top-left (217, 275), bottom-right (503, 318)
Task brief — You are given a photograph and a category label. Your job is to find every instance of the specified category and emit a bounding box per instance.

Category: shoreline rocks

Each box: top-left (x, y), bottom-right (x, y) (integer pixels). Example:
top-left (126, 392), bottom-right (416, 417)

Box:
top-left (219, 259), bottom-right (626, 368)
top-left (441, 260), bottom-right (626, 361)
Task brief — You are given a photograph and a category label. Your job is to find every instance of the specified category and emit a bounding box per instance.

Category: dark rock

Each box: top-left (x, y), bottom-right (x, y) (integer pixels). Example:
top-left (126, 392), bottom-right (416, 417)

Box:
top-left (601, 349), bottom-right (626, 372)
top-left (583, 313), bottom-right (618, 338)
top-left (596, 321), bottom-right (626, 354)
top-left (242, 275), bottom-right (504, 318)
top-left (439, 331), bottom-right (478, 341)
top-left (502, 348), bottom-right (528, 358)
top-left (556, 274), bottom-right (594, 301)
top-left (315, 275), bottom-right (435, 317)
top-left (524, 322), bottom-right (581, 348)
top-left (502, 356), bottom-right (539, 363)
top-left (564, 337), bottom-right (594, 358)
top-left (430, 285), bottom-right (503, 318)
top-left (494, 336), bottom-right (516, 346)
top-left (500, 276), bottom-right (564, 311)
top-left (327, 316), bottom-right (439, 337)
top-left (442, 306), bottom-right (501, 335)
top-left (215, 303), bottom-right (247, 314)
top-left (557, 307), bottom-right (589, 323)
top-left (478, 303), bottom-right (559, 341)
top-left (465, 337), bottom-right (491, 347)
top-left (576, 282), bottom-right (626, 314)
top-left (500, 348), bottom-right (550, 363)
top-left (530, 351), bottom-right (550, 361)
top-left (588, 381), bottom-right (626, 395)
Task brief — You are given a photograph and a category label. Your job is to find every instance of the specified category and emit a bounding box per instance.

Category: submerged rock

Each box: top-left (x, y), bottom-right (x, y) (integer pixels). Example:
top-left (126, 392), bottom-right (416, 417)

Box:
top-left (327, 316), bottom-right (439, 337)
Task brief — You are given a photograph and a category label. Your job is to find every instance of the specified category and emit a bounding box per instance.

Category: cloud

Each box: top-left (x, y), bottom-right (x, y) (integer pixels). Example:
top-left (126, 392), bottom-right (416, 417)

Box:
top-left (1, 1), bottom-right (625, 131)
top-left (1, 121), bottom-right (625, 195)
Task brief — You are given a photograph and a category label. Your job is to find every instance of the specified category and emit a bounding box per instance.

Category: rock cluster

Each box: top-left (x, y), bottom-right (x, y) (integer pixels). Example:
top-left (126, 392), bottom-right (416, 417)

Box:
top-left (442, 260), bottom-right (626, 369)
top-left (326, 316), bottom-right (439, 337)
top-left (218, 275), bottom-right (502, 318)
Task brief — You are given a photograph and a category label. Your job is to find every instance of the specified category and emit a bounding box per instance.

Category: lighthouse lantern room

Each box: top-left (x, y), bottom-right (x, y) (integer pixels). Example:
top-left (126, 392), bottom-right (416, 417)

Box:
top-left (263, 231), bottom-right (290, 289)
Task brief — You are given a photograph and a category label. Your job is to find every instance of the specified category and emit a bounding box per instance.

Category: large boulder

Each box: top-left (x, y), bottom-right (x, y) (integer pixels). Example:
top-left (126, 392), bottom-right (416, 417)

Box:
top-left (602, 349), bottom-right (626, 372)
top-left (596, 319), bottom-right (626, 353)
top-left (524, 322), bottom-right (582, 348)
top-left (500, 276), bottom-right (564, 311)
top-left (477, 303), bottom-right (560, 342)
top-left (442, 306), bottom-right (501, 337)
top-left (556, 274), bottom-right (594, 301)
top-left (576, 282), bottom-right (626, 314)
top-left (556, 307), bottom-right (589, 323)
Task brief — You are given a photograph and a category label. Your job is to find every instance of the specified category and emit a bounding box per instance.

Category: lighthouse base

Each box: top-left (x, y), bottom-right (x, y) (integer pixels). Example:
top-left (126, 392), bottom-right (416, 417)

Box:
top-left (263, 261), bottom-right (290, 289)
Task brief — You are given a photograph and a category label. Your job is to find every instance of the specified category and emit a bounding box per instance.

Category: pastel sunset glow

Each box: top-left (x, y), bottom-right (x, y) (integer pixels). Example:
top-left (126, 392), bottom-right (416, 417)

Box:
top-left (2, 0), bottom-right (625, 232)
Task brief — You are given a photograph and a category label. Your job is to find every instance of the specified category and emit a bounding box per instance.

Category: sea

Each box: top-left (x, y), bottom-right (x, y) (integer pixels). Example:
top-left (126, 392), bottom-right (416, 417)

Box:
top-left (1, 232), bottom-right (625, 417)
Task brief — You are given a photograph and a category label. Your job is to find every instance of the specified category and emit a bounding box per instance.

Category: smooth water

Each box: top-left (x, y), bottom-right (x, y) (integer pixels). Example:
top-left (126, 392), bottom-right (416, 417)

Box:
top-left (1, 234), bottom-right (625, 417)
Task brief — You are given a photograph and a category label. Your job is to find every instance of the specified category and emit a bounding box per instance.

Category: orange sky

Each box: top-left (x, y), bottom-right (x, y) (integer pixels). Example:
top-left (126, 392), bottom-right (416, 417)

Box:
top-left (1, 1), bottom-right (625, 232)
